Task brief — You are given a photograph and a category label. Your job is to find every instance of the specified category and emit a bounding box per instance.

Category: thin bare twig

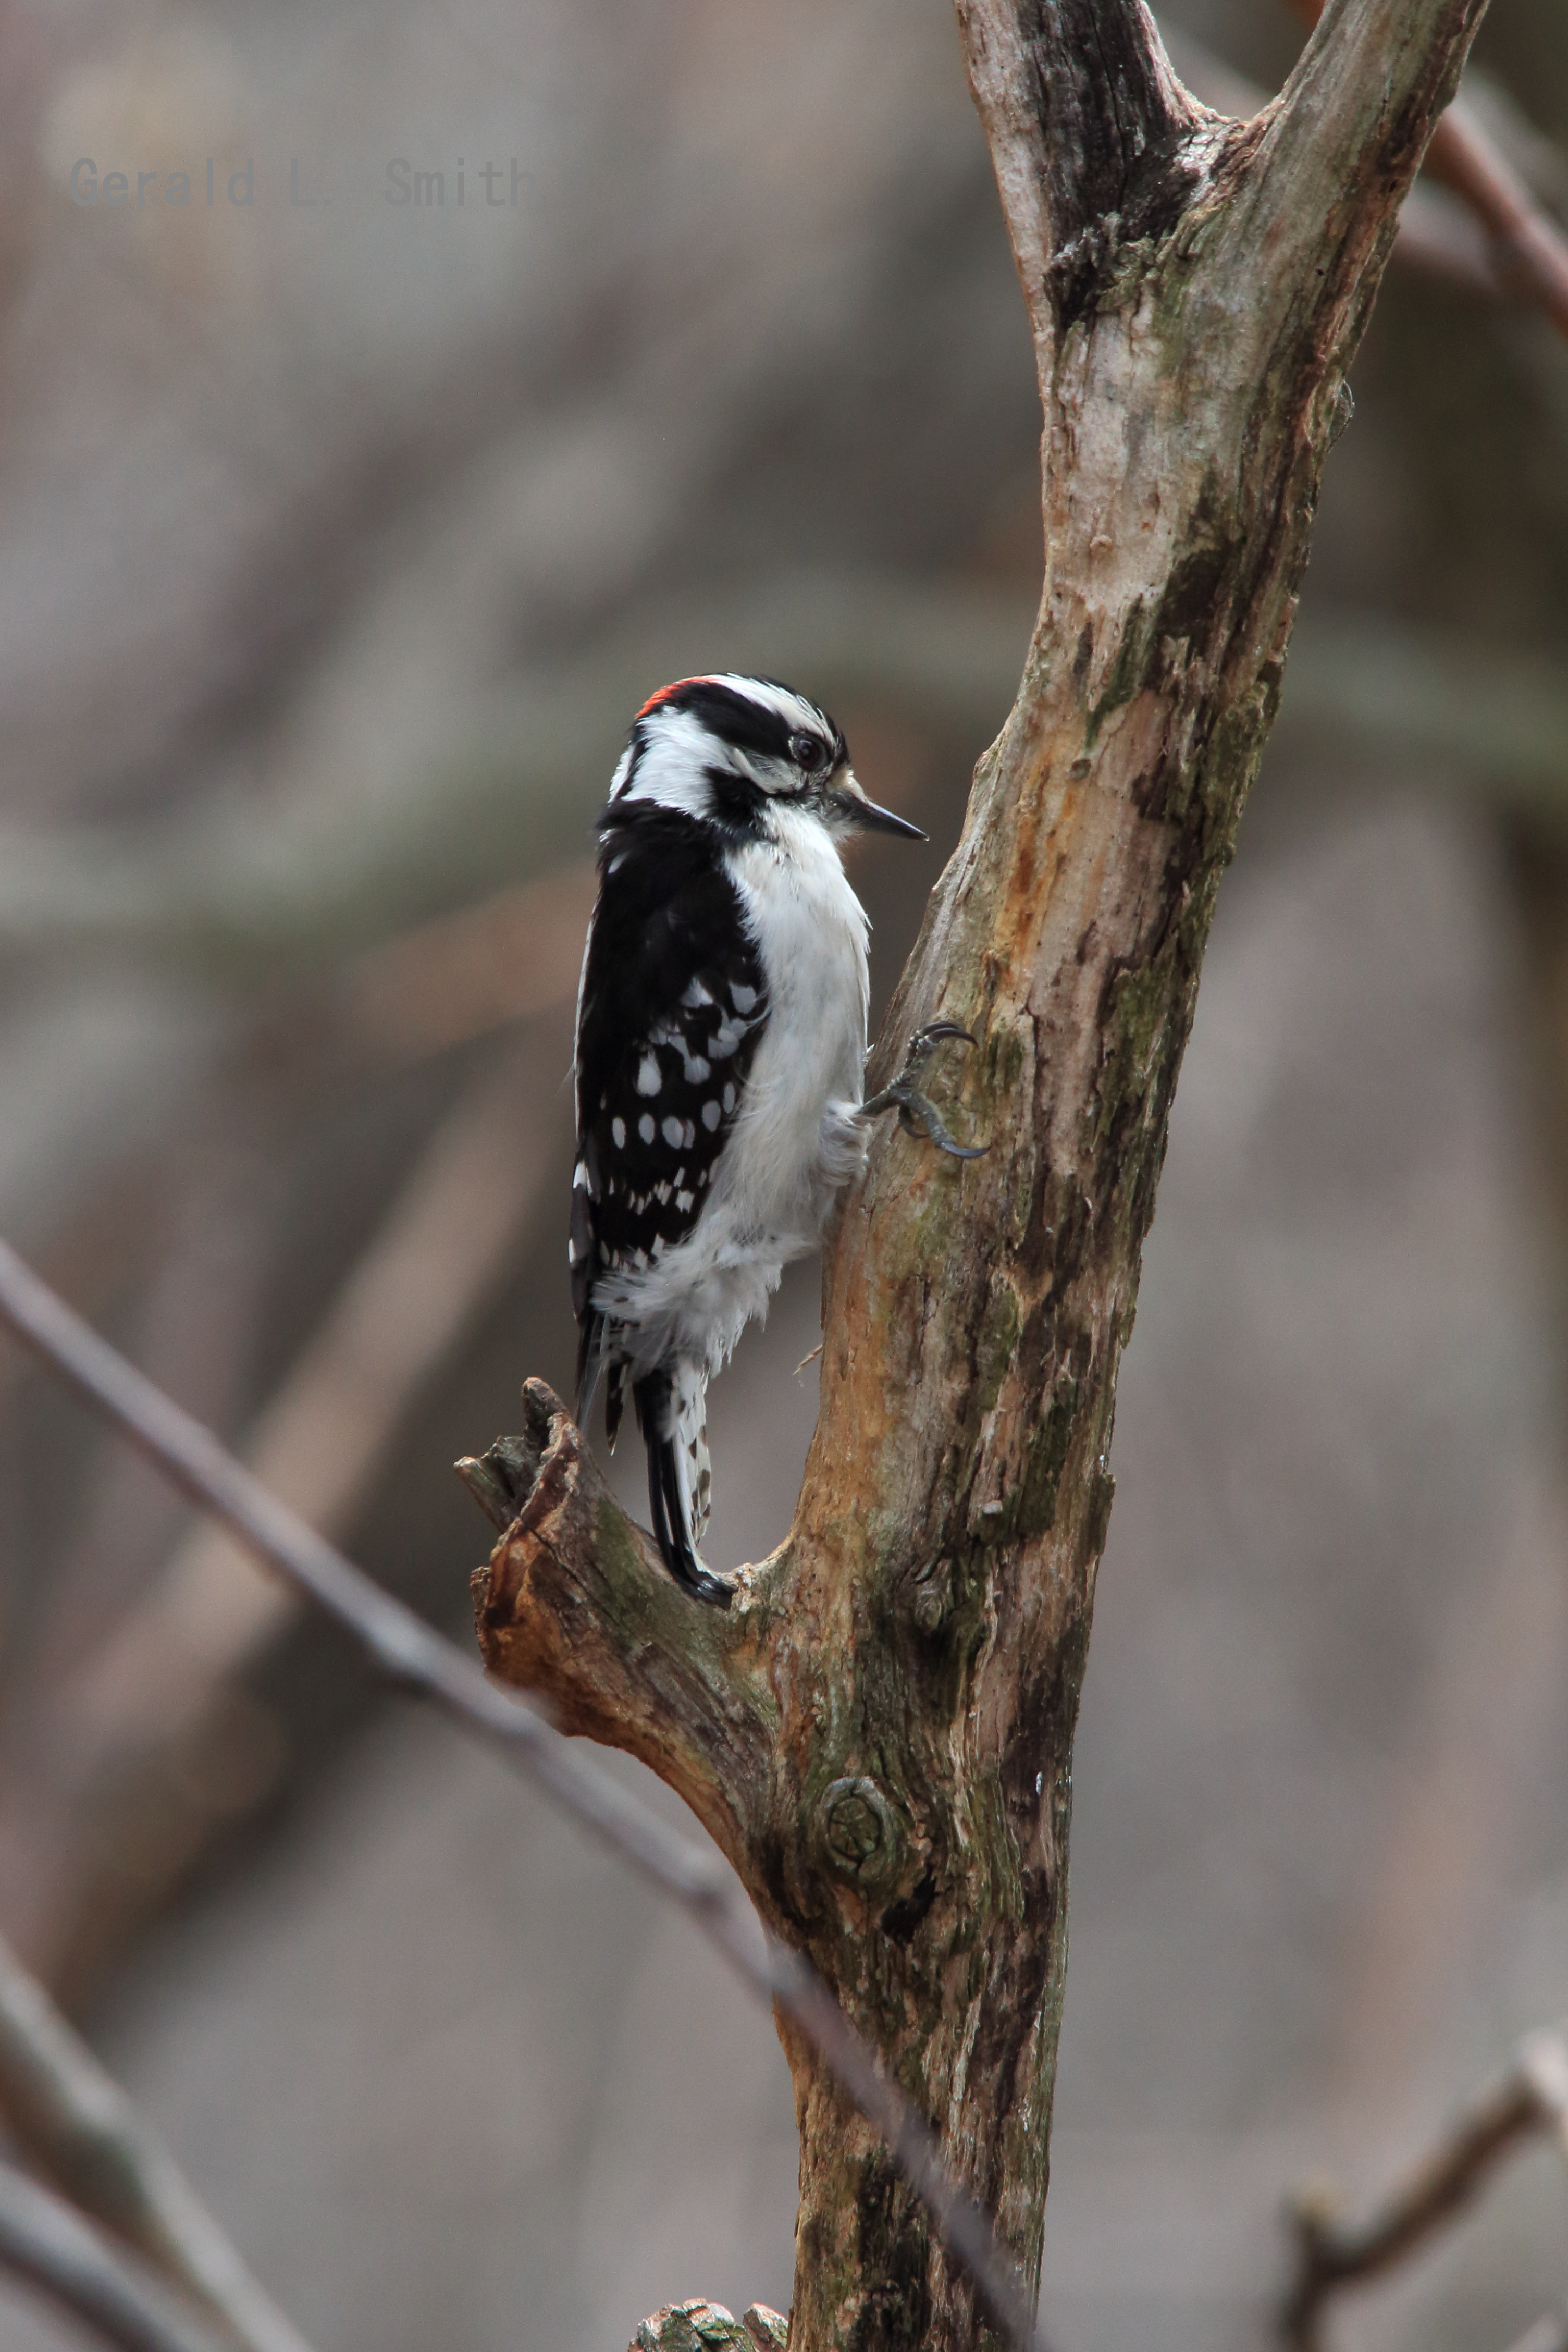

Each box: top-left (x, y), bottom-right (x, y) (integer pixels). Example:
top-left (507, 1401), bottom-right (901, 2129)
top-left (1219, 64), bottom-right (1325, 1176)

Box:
top-left (0, 1238), bottom-right (1053, 2352)
top-left (1281, 2030), bottom-right (1568, 2349)
top-left (0, 2157), bottom-right (234, 2352)
top-left (0, 1930), bottom-right (311, 2352)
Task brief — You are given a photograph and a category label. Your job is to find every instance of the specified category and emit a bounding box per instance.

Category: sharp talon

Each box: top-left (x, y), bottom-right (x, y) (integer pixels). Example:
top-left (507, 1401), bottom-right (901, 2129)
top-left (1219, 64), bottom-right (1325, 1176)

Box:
top-left (895, 1089), bottom-right (990, 1159)
top-left (860, 1019), bottom-right (987, 1156)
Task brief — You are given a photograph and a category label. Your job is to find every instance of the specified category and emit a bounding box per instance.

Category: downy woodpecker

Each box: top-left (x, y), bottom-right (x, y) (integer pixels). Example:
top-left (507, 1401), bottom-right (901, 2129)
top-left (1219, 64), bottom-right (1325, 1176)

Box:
top-left (570, 673), bottom-right (977, 1605)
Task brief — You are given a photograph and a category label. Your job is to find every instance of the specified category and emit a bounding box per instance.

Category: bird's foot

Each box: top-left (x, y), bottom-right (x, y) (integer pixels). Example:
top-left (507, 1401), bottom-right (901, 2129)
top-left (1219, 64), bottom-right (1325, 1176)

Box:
top-left (860, 1021), bottom-right (988, 1160)
top-left (672, 1554), bottom-right (735, 1608)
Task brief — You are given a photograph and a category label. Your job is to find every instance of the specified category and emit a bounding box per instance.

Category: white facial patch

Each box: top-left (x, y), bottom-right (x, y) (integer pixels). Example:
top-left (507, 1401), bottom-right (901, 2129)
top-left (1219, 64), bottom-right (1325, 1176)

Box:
top-left (615, 706), bottom-right (727, 818)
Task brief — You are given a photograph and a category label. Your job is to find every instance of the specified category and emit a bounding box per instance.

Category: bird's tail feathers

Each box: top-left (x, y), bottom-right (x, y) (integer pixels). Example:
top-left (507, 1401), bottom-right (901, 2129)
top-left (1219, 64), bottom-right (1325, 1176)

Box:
top-left (574, 1310), bottom-right (609, 1432)
top-left (634, 1363), bottom-right (728, 1607)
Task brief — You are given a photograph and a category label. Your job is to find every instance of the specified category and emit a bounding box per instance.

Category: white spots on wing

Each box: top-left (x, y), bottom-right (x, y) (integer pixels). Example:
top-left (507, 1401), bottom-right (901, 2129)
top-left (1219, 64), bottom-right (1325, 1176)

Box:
top-left (606, 851), bottom-right (628, 875)
top-left (661, 1115), bottom-right (684, 1149)
top-left (682, 1119), bottom-right (696, 1148)
top-left (711, 1018), bottom-right (745, 1058)
top-left (730, 981), bottom-right (758, 1014)
top-left (701, 1099), bottom-right (721, 1132)
top-left (611, 1117), bottom-right (626, 1149)
top-left (676, 1190), bottom-right (694, 1213)
top-left (681, 977), bottom-right (714, 1009)
top-left (636, 1052), bottom-right (661, 1097)
top-left (683, 1054), bottom-right (710, 1082)
top-left (722, 1082), bottom-right (736, 1113)
top-left (638, 1113), bottom-right (656, 1144)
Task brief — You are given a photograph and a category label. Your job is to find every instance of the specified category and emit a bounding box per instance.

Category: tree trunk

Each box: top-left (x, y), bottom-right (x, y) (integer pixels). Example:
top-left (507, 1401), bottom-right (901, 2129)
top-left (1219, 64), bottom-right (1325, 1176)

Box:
top-left (468, 3), bottom-right (1489, 2344)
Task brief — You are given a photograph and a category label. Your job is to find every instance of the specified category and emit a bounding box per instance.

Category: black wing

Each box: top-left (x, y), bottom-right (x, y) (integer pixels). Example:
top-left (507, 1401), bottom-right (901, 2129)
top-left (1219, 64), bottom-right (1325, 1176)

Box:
top-left (571, 809), bottom-right (768, 1415)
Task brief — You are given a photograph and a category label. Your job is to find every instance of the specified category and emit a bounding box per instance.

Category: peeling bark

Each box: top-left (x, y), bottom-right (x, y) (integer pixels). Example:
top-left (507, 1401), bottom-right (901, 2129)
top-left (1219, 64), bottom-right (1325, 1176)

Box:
top-left (466, 2), bottom-right (1489, 2344)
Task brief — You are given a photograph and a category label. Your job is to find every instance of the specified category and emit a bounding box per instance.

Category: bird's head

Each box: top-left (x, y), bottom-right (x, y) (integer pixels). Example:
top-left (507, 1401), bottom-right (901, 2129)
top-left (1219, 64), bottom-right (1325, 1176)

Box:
top-left (605, 673), bottom-right (925, 847)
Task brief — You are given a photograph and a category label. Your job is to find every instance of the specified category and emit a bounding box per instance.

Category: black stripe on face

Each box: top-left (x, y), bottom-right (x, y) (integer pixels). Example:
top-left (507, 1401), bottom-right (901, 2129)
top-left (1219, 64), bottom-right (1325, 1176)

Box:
top-left (650, 678), bottom-right (843, 772)
top-left (701, 763), bottom-right (769, 833)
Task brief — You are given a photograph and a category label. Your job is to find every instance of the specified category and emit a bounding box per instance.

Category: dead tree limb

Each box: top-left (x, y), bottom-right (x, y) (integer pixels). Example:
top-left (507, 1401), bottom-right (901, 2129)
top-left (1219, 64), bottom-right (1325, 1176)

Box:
top-left (471, 2), bottom-right (1491, 2346)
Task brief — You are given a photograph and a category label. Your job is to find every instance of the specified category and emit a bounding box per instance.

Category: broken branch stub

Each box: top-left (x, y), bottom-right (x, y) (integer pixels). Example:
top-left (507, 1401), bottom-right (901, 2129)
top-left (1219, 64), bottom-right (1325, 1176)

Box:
top-left (472, 1), bottom-right (1492, 2344)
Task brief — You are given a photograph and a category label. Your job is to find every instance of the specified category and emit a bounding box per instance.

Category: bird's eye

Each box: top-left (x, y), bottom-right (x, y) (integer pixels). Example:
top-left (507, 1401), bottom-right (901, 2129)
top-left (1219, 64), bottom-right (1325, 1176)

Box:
top-left (788, 730), bottom-right (826, 772)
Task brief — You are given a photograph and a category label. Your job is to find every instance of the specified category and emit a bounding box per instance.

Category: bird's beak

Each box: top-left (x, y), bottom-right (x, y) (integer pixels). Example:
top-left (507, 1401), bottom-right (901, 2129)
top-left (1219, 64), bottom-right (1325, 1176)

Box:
top-left (831, 769), bottom-right (926, 841)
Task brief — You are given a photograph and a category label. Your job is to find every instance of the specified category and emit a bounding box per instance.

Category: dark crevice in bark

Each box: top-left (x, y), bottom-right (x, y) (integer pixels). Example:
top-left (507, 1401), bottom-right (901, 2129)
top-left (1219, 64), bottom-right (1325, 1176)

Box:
top-left (1024, 0), bottom-right (1202, 320)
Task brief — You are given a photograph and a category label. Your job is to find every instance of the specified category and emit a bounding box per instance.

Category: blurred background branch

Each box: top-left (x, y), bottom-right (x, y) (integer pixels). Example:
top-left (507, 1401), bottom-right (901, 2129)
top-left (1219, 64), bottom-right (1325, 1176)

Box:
top-left (0, 2160), bottom-right (241, 2352)
top-left (1282, 2031), bottom-right (1568, 2349)
top-left (0, 1934), bottom-right (311, 2352)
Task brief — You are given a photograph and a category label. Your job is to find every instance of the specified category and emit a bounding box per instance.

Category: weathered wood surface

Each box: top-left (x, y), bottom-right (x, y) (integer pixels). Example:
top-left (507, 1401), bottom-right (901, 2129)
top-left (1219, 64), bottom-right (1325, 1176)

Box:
top-left (470, 1), bottom-right (1490, 2344)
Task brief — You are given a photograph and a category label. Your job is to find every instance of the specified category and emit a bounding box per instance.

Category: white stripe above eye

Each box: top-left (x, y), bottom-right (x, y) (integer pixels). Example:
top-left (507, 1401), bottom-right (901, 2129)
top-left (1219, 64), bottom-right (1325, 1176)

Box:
top-left (702, 674), bottom-right (833, 738)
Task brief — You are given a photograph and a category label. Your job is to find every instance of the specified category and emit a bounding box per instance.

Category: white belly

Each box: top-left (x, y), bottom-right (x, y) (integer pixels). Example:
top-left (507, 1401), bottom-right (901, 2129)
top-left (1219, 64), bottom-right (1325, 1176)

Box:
top-left (721, 811), bottom-right (869, 1237)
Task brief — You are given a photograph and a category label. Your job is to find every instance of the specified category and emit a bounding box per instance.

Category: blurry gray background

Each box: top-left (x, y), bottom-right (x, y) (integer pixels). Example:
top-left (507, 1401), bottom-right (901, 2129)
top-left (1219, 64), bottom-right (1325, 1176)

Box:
top-left (0, 0), bottom-right (1563, 2346)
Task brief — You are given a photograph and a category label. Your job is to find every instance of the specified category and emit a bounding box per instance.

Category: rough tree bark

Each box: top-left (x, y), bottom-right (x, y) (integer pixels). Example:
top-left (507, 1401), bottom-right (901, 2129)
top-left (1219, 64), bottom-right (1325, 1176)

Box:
top-left (466, 3), bottom-right (1489, 2345)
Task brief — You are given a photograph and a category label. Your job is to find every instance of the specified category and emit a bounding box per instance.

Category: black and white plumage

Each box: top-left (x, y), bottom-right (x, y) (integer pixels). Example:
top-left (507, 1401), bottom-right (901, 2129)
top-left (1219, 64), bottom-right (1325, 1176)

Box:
top-left (570, 672), bottom-right (925, 1605)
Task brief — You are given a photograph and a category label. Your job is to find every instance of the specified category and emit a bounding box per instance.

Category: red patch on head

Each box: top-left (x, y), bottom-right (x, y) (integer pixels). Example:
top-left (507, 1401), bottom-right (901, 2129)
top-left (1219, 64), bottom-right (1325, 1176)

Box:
top-left (635, 676), bottom-right (713, 721)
